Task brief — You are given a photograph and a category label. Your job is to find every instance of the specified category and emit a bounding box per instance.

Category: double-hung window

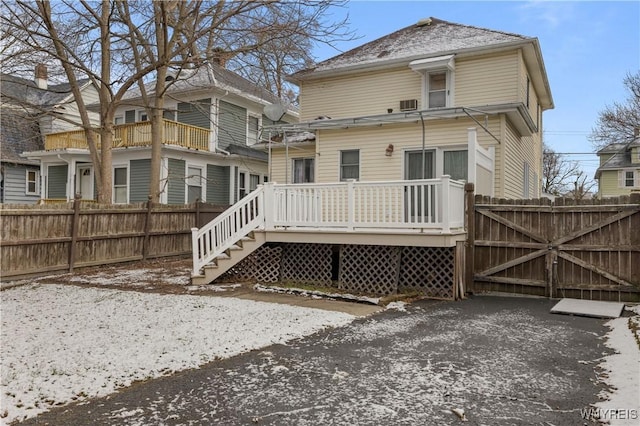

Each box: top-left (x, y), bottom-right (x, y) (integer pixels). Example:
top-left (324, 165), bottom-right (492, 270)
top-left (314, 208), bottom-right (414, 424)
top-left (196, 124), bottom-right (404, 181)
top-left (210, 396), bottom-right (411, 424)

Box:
top-left (619, 169), bottom-right (639, 188)
top-left (25, 169), bottom-right (40, 195)
top-left (410, 55), bottom-right (455, 109)
top-left (340, 150), bottom-right (359, 181)
top-left (113, 167), bottom-right (127, 203)
top-left (293, 158), bottom-right (314, 183)
top-left (187, 166), bottom-right (202, 202)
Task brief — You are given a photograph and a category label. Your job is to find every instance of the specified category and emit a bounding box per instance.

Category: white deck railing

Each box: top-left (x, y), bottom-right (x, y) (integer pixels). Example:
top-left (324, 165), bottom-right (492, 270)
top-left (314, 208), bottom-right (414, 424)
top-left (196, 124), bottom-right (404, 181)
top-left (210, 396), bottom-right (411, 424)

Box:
top-left (192, 177), bottom-right (465, 275)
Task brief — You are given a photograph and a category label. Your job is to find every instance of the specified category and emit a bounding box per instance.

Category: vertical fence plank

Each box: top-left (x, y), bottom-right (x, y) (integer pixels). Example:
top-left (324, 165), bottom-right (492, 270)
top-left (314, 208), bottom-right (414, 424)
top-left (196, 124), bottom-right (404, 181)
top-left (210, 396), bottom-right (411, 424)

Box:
top-left (68, 195), bottom-right (81, 272)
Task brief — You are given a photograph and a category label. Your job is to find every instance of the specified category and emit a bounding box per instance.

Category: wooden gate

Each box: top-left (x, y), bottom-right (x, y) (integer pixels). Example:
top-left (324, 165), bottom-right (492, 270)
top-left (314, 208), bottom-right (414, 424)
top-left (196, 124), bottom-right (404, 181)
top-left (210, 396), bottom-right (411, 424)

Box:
top-left (468, 195), bottom-right (640, 302)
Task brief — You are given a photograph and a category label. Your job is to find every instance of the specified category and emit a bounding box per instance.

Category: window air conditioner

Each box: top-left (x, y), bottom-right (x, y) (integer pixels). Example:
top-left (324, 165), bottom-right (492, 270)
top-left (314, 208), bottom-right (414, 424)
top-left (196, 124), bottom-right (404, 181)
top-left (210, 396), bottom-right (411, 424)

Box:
top-left (399, 99), bottom-right (418, 111)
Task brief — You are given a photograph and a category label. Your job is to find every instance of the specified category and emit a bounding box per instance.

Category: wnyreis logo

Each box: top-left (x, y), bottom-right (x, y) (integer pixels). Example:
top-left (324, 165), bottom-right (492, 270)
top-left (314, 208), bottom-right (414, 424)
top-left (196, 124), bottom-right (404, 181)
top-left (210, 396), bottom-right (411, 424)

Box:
top-left (580, 408), bottom-right (639, 421)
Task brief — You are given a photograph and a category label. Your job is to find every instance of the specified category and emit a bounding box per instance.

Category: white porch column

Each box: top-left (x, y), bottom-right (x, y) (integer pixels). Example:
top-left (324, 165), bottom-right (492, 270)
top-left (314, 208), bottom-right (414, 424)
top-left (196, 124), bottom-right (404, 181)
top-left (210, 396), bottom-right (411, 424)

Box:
top-left (347, 179), bottom-right (355, 231)
top-left (262, 182), bottom-right (275, 230)
top-left (441, 175), bottom-right (451, 233)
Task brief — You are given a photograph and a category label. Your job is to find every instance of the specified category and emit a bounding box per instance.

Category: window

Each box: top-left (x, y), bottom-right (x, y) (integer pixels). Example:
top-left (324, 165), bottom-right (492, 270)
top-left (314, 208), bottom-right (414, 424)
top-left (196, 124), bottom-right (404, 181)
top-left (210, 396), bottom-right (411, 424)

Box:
top-left (428, 72), bottom-right (447, 108)
top-left (187, 167), bottom-right (202, 203)
top-left (238, 172), bottom-right (247, 198)
top-left (249, 174), bottom-right (260, 191)
top-left (25, 169), bottom-right (39, 195)
top-left (113, 167), bottom-right (127, 203)
top-left (293, 158), bottom-right (314, 183)
top-left (619, 170), bottom-right (639, 188)
top-left (405, 150), bottom-right (435, 180)
top-left (443, 150), bottom-right (468, 181)
top-left (248, 116), bottom-right (260, 145)
top-left (340, 150), bottom-right (359, 181)
top-left (409, 55), bottom-right (454, 109)
top-left (114, 116), bottom-right (124, 125)
top-left (138, 111), bottom-right (148, 122)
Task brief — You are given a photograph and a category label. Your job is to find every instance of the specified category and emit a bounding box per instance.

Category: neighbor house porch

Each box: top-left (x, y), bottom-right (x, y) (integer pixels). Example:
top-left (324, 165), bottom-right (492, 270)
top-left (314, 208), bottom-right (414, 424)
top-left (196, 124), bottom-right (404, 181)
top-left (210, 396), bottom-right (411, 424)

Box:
top-left (191, 177), bottom-right (469, 297)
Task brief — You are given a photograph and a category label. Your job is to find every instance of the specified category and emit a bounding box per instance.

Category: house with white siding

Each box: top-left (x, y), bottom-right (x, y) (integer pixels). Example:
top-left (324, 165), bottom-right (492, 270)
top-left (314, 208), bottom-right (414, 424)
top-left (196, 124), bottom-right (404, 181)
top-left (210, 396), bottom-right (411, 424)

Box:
top-left (1, 66), bottom-right (99, 204)
top-left (266, 17), bottom-right (553, 199)
top-left (22, 63), bottom-right (297, 205)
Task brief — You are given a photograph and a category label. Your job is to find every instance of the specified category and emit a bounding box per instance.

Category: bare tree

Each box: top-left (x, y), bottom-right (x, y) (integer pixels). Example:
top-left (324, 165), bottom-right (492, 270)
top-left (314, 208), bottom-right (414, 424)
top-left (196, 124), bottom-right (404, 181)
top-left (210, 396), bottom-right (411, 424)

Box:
top-left (542, 142), bottom-right (582, 196)
top-left (590, 71), bottom-right (640, 150)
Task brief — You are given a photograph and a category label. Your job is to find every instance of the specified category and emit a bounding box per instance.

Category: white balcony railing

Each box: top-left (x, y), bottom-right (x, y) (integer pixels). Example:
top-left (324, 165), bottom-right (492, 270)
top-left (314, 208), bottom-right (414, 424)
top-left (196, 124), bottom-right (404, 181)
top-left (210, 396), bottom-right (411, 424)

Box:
top-left (192, 177), bottom-right (465, 274)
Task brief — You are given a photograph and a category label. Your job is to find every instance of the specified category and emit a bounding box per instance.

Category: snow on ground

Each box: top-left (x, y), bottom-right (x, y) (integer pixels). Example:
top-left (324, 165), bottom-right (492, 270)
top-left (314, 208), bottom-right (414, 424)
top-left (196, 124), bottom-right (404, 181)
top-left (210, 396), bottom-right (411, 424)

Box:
top-left (0, 283), bottom-right (355, 424)
top-left (594, 305), bottom-right (640, 425)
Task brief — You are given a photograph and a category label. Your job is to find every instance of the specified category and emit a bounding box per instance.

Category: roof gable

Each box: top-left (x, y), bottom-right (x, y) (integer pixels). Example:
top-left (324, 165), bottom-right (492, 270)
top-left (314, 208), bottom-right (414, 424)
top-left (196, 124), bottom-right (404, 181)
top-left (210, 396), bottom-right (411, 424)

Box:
top-left (293, 17), bottom-right (529, 80)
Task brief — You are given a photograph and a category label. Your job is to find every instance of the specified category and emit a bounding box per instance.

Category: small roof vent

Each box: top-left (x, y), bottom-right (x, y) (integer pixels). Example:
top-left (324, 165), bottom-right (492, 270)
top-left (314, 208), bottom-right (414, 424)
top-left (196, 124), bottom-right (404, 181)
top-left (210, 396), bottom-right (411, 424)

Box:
top-left (417, 17), bottom-right (432, 27)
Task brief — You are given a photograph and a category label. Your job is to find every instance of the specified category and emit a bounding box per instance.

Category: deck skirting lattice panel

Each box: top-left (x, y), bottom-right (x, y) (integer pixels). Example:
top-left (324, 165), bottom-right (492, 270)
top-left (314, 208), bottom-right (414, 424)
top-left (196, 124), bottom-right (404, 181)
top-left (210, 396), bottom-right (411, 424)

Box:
top-left (399, 246), bottom-right (454, 299)
top-left (217, 245), bottom-right (282, 283)
top-left (339, 245), bottom-right (401, 295)
top-left (280, 243), bottom-right (333, 286)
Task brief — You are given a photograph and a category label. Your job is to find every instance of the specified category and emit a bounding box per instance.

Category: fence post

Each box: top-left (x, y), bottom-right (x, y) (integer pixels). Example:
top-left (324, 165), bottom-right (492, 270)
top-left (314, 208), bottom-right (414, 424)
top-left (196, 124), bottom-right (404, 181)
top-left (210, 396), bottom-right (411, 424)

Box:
top-left (68, 194), bottom-right (81, 272)
top-left (142, 196), bottom-right (153, 260)
top-left (464, 182), bottom-right (475, 294)
top-left (195, 199), bottom-right (201, 228)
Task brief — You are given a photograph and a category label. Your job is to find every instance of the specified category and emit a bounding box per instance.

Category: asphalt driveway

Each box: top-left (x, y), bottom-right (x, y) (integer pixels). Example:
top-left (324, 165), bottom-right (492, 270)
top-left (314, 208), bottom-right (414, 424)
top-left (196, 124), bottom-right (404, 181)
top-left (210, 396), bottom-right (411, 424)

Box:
top-left (16, 295), bottom-right (611, 425)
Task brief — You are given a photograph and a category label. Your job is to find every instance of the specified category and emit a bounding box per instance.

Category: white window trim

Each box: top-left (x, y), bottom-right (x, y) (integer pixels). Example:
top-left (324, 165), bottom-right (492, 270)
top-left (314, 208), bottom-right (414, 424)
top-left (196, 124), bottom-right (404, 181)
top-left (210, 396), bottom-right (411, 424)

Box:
top-left (186, 165), bottom-right (204, 203)
top-left (138, 110), bottom-right (148, 122)
top-left (410, 55), bottom-right (455, 109)
top-left (247, 114), bottom-right (261, 146)
top-left (403, 145), bottom-right (467, 180)
top-left (618, 169), bottom-right (640, 188)
top-left (112, 165), bottom-right (129, 204)
top-left (25, 169), bottom-right (40, 195)
top-left (339, 149), bottom-right (360, 181)
top-left (292, 157), bottom-right (315, 183)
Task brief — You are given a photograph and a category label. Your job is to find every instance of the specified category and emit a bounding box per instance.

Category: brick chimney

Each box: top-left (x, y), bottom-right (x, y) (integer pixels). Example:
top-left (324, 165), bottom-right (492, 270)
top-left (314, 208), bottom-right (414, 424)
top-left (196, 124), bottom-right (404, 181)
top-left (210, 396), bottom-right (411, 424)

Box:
top-left (35, 64), bottom-right (48, 89)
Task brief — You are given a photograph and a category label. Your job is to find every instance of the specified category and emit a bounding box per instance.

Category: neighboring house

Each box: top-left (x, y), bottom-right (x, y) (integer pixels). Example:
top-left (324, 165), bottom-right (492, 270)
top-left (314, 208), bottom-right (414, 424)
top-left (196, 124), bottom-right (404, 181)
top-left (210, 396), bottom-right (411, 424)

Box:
top-left (0, 66), bottom-right (98, 204)
top-left (23, 63), bottom-right (297, 204)
top-left (265, 17), bottom-right (554, 199)
top-left (595, 132), bottom-right (640, 198)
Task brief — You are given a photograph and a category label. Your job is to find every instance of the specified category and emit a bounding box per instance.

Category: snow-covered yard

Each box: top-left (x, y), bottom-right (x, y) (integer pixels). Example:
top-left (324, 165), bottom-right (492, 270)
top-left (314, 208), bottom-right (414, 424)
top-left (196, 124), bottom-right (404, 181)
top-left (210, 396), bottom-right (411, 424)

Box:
top-left (0, 283), bottom-right (355, 424)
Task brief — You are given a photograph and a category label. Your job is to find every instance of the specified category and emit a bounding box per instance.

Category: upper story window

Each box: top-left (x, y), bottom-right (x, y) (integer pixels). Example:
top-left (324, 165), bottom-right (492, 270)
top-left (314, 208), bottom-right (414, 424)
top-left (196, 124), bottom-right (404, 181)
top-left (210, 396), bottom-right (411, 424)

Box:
top-left (619, 169), bottom-right (639, 188)
top-left (248, 115), bottom-right (260, 145)
top-left (410, 55), bottom-right (455, 109)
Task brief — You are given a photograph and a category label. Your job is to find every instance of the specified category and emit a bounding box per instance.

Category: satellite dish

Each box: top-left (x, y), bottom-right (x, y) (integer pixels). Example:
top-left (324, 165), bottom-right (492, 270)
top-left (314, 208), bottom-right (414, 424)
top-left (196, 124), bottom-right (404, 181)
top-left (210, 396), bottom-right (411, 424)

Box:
top-left (263, 103), bottom-right (286, 121)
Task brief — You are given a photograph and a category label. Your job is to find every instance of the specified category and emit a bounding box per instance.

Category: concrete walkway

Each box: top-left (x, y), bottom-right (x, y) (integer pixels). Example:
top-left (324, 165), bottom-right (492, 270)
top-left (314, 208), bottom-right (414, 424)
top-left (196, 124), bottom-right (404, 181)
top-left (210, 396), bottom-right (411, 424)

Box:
top-left (17, 295), bottom-right (611, 425)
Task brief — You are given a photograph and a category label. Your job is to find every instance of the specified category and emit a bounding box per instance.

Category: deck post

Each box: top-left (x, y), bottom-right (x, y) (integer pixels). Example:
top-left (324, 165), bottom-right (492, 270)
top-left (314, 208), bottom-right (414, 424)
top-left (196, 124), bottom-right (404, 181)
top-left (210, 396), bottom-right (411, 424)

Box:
top-left (191, 227), bottom-right (200, 275)
top-left (262, 183), bottom-right (274, 230)
top-left (347, 179), bottom-right (356, 231)
top-left (441, 175), bottom-right (451, 233)
top-left (464, 182), bottom-right (475, 294)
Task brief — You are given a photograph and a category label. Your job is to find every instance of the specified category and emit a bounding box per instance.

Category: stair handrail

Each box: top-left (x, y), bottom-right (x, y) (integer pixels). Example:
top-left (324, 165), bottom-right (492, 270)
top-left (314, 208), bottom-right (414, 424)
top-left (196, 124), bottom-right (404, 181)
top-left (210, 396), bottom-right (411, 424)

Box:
top-left (191, 186), bottom-right (264, 275)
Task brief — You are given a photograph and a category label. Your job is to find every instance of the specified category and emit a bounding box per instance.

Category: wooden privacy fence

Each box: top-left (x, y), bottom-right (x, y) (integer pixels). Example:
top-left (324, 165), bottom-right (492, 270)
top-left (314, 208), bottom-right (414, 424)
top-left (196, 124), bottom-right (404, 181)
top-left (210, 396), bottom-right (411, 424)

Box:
top-left (0, 200), bottom-right (225, 279)
top-left (466, 191), bottom-right (640, 302)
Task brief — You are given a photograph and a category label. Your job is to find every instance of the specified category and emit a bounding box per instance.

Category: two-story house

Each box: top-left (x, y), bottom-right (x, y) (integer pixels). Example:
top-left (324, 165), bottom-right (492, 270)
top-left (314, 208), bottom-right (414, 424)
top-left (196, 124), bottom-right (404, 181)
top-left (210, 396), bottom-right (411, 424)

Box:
top-left (267, 17), bottom-right (553, 199)
top-left (1, 66), bottom-right (99, 204)
top-left (23, 63), bottom-right (297, 205)
top-left (595, 130), bottom-right (640, 197)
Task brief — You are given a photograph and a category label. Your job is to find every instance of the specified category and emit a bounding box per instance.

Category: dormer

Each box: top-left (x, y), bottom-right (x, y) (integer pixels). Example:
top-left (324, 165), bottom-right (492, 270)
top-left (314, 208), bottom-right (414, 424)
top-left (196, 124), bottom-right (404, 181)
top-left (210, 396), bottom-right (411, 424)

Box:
top-left (409, 55), bottom-right (455, 109)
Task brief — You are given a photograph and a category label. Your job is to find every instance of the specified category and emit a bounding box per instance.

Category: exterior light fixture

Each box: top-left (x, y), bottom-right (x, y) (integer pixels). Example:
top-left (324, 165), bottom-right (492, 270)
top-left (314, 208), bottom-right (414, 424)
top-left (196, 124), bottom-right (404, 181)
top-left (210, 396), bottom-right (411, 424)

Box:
top-left (385, 144), bottom-right (394, 156)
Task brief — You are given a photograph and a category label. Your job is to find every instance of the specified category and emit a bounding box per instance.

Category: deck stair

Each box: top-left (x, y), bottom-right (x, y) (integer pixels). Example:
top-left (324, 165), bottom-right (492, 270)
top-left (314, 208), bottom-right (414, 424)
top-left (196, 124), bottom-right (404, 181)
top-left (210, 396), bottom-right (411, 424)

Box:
top-left (191, 232), bottom-right (265, 285)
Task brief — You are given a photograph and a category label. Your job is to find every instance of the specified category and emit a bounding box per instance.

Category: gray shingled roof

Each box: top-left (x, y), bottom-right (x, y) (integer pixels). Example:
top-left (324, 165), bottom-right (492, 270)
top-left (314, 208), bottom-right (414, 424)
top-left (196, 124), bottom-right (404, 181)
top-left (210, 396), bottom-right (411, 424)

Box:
top-left (122, 63), bottom-right (288, 109)
top-left (595, 137), bottom-right (640, 177)
top-left (1, 107), bottom-right (42, 165)
top-left (0, 73), bottom-right (88, 109)
top-left (292, 17), bottom-right (530, 80)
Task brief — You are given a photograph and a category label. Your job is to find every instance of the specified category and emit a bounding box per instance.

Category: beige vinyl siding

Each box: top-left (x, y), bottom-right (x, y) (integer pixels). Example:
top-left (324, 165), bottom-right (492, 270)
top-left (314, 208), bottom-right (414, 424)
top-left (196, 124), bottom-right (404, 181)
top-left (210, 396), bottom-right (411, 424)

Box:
top-left (598, 170), bottom-right (639, 197)
top-left (269, 145), bottom-right (316, 184)
top-left (501, 120), bottom-right (538, 198)
top-left (632, 147), bottom-right (640, 164)
top-left (455, 52), bottom-right (520, 107)
top-left (312, 119), bottom-right (501, 183)
top-left (299, 68), bottom-right (421, 121)
top-left (517, 50), bottom-right (542, 129)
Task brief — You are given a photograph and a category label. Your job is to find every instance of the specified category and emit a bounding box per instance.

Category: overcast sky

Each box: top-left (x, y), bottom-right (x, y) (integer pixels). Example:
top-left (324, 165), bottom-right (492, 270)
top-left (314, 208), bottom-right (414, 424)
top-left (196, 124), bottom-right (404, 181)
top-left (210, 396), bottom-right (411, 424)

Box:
top-left (312, 0), bottom-right (640, 180)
